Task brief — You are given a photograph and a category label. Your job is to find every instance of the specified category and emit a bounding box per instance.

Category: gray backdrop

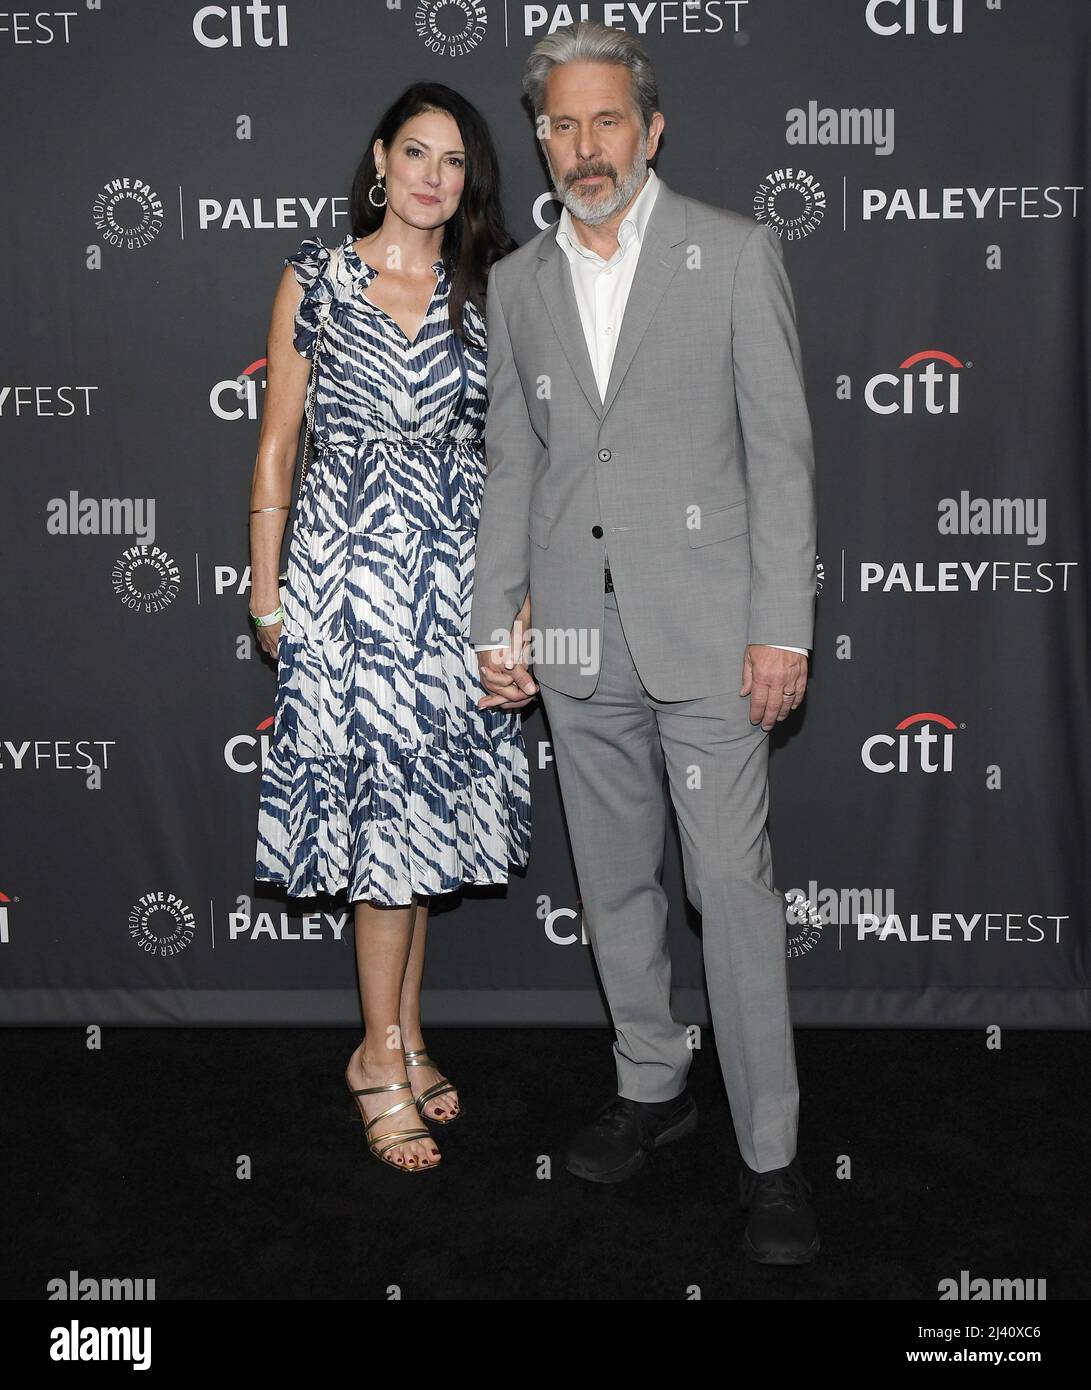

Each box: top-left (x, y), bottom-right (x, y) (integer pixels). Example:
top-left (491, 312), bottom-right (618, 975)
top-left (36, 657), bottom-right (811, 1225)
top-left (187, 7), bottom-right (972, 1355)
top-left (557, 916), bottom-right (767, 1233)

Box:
top-left (2, 0), bottom-right (1088, 1027)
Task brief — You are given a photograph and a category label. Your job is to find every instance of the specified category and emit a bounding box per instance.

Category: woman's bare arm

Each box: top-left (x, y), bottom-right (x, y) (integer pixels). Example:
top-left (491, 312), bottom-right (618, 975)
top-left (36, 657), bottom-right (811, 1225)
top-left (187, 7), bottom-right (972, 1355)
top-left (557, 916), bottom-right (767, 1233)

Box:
top-left (247, 266), bottom-right (311, 653)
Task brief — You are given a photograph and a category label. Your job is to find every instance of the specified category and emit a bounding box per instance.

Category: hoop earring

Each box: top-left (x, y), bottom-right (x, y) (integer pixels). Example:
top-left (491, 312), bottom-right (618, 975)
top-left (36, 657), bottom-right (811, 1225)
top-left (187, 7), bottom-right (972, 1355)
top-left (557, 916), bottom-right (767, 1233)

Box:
top-left (368, 174), bottom-right (387, 209)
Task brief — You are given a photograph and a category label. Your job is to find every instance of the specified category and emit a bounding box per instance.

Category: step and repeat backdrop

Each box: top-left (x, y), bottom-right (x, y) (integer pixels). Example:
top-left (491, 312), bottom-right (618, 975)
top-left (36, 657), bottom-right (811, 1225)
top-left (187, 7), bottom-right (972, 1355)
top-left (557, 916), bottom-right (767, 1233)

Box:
top-left (2, 0), bottom-right (1088, 1027)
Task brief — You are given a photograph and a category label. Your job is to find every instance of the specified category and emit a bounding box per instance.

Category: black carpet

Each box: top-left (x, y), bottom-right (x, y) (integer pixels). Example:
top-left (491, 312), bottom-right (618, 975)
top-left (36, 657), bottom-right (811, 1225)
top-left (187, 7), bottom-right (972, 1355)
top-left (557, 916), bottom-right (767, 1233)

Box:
top-left (5, 1025), bottom-right (1087, 1301)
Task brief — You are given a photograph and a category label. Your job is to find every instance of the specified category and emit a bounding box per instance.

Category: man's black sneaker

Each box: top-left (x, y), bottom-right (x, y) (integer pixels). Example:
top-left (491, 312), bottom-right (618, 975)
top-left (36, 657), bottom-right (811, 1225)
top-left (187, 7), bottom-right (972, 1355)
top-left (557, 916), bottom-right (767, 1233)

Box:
top-left (564, 1090), bottom-right (698, 1183)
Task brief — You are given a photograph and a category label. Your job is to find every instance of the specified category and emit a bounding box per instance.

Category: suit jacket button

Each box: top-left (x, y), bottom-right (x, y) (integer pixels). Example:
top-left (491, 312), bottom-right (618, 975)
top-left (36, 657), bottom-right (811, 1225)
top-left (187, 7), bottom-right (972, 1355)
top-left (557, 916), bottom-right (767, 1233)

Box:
top-left (591, 524), bottom-right (603, 538)
top-left (598, 448), bottom-right (612, 462)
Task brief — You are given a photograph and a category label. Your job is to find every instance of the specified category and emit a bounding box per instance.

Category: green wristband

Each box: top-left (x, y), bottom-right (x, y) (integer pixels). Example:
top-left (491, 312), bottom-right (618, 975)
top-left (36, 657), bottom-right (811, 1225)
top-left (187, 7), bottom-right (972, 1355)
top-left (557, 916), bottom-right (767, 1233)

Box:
top-left (250, 573), bottom-right (288, 628)
top-left (250, 604), bottom-right (283, 628)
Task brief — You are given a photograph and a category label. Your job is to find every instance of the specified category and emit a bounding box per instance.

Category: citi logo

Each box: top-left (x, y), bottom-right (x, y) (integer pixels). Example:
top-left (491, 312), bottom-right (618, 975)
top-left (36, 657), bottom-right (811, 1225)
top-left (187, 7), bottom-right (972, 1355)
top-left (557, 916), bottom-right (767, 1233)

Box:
top-left (225, 717), bottom-right (273, 773)
top-left (861, 713), bottom-right (959, 774)
top-left (193, 3), bottom-right (288, 47)
top-left (865, 349), bottom-right (965, 415)
top-left (212, 355), bottom-right (267, 421)
top-left (539, 896), bottom-right (589, 946)
top-left (786, 102), bottom-right (894, 157)
top-left (866, 0), bottom-right (964, 36)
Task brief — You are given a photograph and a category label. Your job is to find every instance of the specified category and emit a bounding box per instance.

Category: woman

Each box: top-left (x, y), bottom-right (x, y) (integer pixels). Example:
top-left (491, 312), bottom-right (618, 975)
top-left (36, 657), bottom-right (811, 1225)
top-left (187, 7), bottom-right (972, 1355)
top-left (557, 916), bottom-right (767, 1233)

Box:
top-left (249, 85), bottom-right (532, 1172)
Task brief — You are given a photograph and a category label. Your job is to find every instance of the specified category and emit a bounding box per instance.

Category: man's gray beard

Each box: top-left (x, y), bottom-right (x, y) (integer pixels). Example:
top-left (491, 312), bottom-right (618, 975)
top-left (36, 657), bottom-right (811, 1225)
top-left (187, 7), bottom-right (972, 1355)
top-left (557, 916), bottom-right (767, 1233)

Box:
top-left (549, 148), bottom-right (648, 227)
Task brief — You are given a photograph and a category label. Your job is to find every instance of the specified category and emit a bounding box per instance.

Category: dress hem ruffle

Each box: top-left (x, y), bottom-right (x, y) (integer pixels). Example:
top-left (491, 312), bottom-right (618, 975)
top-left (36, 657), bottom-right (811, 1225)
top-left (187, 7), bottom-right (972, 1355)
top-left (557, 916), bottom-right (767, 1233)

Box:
top-left (256, 739), bottom-right (531, 908)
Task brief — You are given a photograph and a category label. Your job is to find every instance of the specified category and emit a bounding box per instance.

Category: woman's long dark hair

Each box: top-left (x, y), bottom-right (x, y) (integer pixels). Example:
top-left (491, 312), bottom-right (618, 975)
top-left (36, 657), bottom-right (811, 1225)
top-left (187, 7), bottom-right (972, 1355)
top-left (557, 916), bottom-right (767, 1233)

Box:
top-left (348, 83), bottom-right (518, 344)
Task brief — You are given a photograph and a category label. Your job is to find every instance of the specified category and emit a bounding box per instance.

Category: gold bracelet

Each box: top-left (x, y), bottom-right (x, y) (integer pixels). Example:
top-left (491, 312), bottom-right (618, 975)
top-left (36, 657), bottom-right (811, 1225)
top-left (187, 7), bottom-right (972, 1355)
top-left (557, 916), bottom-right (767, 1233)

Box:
top-left (250, 504), bottom-right (290, 514)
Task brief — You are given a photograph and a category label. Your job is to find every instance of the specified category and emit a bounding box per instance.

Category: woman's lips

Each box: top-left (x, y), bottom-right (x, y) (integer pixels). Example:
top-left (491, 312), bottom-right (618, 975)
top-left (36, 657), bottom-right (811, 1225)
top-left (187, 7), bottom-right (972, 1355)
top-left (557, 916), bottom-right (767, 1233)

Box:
top-left (413, 193), bottom-right (440, 204)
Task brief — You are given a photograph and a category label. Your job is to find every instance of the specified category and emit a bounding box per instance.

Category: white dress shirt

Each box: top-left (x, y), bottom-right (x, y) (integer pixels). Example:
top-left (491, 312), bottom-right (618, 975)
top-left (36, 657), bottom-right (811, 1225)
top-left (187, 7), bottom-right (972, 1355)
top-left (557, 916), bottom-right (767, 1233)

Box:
top-left (475, 166), bottom-right (808, 658)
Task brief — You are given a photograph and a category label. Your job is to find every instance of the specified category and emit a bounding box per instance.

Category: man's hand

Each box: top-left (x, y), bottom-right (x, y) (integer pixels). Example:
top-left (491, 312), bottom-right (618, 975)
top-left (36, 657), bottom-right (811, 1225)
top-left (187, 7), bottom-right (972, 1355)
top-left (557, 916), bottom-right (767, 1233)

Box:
top-left (476, 597), bottom-right (538, 711)
top-left (740, 645), bottom-right (808, 730)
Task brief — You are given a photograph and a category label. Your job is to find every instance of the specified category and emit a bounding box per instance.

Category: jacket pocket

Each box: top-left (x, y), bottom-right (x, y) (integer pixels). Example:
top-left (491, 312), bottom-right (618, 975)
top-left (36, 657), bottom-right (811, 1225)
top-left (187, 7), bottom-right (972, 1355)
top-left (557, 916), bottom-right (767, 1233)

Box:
top-left (528, 509), bottom-right (554, 549)
top-left (687, 498), bottom-right (749, 547)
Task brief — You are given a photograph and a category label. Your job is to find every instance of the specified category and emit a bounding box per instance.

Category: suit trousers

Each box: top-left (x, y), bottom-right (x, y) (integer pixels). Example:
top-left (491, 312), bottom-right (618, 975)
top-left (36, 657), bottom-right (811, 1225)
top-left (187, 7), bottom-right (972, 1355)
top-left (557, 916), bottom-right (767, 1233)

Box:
top-left (537, 586), bottom-right (800, 1172)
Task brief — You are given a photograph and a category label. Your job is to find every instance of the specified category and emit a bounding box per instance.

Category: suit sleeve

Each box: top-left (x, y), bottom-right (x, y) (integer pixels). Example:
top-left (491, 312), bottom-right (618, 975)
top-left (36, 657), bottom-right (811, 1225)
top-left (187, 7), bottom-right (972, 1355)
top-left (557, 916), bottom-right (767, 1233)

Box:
top-left (731, 223), bottom-right (817, 650)
top-left (468, 271), bottom-right (540, 647)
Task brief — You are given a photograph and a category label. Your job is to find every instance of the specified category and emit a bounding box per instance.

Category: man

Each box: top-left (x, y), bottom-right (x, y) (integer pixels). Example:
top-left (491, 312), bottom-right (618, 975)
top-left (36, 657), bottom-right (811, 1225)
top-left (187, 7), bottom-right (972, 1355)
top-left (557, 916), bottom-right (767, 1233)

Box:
top-left (470, 21), bottom-right (819, 1265)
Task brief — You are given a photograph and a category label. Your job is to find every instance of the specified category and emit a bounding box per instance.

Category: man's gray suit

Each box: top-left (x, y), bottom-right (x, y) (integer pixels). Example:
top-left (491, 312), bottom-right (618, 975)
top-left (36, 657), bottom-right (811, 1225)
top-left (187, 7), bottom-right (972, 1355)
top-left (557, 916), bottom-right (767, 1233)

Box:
top-left (469, 174), bottom-right (817, 1172)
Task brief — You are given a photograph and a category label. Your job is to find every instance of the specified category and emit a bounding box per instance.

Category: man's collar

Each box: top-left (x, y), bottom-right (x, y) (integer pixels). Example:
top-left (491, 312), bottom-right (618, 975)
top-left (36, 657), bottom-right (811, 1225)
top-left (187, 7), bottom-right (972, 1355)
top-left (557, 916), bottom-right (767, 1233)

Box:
top-left (555, 166), bottom-right (660, 261)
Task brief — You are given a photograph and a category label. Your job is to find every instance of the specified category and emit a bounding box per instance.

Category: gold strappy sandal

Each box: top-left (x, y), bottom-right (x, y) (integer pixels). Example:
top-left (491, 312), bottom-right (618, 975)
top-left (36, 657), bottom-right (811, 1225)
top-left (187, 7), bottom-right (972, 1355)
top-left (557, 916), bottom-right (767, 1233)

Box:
top-left (405, 1049), bottom-right (461, 1125)
top-left (347, 1078), bottom-right (440, 1171)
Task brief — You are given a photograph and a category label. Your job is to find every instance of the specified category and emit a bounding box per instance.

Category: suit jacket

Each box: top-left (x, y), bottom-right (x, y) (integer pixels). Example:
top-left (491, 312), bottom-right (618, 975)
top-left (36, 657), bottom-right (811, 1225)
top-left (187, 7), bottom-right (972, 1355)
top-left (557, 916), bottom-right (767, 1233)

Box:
top-left (468, 173), bottom-right (817, 701)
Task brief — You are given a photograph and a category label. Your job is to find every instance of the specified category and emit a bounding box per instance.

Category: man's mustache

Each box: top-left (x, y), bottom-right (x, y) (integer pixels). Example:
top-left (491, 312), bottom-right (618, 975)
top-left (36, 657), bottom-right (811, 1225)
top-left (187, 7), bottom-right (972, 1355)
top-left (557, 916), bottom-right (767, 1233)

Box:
top-left (567, 165), bottom-right (616, 186)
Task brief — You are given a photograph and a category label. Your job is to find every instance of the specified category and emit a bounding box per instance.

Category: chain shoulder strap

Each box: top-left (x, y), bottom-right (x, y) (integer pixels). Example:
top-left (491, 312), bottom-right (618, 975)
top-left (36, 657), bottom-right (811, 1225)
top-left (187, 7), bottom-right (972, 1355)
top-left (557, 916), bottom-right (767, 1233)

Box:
top-left (297, 243), bottom-right (342, 504)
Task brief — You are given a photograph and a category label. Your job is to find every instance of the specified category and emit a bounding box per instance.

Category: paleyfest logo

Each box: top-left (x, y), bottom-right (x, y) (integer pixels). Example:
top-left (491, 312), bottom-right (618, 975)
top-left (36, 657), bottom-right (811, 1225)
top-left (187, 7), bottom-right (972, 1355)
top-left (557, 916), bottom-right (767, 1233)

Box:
top-left (128, 891), bottom-right (196, 958)
top-left (91, 176), bottom-right (164, 251)
top-left (111, 544), bottom-right (182, 614)
top-left (414, 0), bottom-right (486, 56)
top-left (754, 166), bottom-right (827, 240)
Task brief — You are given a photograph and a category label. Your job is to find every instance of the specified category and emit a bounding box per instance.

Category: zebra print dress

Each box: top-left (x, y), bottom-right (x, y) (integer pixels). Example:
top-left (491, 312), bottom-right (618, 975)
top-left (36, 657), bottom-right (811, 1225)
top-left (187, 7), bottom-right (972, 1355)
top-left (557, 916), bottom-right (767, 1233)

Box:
top-left (254, 234), bottom-right (531, 906)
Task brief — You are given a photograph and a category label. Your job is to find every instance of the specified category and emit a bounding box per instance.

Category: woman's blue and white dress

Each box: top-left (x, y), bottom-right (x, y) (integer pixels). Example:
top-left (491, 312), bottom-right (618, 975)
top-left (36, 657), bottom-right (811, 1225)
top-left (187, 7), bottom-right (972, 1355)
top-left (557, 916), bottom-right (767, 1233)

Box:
top-left (255, 234), bottom-right (531, 906)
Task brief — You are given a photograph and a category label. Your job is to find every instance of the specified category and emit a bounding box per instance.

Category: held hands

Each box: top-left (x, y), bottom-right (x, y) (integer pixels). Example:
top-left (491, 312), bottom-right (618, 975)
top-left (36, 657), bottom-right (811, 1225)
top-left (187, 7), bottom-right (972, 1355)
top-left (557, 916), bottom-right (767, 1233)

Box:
top-left (740, 645), bottom-right (808, 731)
top-left (477, 594), bottom-right (538, 711)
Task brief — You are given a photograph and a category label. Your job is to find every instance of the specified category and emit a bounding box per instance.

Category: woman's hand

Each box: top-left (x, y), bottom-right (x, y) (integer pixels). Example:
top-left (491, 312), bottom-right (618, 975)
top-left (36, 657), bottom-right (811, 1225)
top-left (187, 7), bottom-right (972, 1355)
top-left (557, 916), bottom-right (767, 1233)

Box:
top-left (251, 586), bottom-right (283, 660)
top-left (254, 617), bottom-right (282, 660)
top-left (476, 591), bottom-right (536, 710)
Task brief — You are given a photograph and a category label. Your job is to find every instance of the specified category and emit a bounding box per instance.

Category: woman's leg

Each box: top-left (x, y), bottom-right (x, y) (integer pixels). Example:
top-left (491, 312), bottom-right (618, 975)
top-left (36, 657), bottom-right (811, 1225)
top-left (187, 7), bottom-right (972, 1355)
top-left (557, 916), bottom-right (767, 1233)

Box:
top-left (345, 895), bottom-right (441, 1169)
top-left (399, 898), bottom-right (461, 1121)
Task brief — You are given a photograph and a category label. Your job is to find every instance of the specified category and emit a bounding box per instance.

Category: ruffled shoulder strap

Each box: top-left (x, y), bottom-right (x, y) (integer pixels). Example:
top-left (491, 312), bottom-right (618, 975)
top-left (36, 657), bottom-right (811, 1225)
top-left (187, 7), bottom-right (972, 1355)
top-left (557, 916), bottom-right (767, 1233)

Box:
top-left (461, 294), bottom-right (487, 352)
top-left (283, 237), bottom-right (337, 360)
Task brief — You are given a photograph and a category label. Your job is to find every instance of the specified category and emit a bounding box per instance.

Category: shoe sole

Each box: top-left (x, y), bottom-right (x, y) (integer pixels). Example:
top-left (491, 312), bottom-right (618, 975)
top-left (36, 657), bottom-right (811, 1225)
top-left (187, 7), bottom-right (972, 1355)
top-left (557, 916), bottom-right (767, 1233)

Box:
top-left (564, 1103), bottom-right (698, 1184)
top-left (742, 1231), bottom-right (821, 1265)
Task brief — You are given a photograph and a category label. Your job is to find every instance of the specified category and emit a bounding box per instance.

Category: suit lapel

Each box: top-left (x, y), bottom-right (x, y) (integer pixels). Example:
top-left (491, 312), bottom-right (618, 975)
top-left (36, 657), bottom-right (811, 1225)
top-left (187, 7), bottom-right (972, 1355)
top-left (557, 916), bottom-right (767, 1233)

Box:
top-left (535, 175), bottom-right (689, 423)
top-left (535, 234), bottom-right (602, 418)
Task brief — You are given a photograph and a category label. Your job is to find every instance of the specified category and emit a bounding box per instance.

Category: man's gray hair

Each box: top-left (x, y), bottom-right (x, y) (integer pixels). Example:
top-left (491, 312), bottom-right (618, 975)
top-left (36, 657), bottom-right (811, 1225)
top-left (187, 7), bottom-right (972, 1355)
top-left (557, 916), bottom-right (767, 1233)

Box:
top-left (522, 20), bottom-right (660, 135)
